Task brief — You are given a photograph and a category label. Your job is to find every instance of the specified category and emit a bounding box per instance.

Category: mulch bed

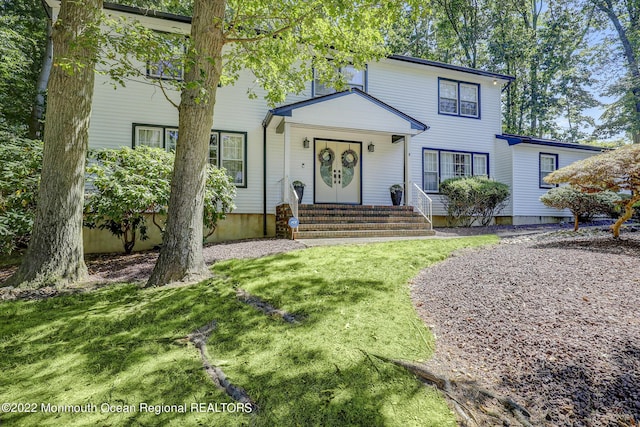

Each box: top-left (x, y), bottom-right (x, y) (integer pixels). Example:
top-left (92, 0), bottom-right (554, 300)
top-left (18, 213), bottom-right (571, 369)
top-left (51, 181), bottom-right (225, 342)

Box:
top-left (411, 229), bottom-right (640, 426)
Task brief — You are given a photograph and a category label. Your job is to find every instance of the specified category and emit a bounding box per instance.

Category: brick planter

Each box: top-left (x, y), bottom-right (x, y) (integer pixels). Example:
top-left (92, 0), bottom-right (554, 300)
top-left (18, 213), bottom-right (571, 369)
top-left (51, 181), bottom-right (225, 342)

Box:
top-left (276, 203), bottom-right (295, 239)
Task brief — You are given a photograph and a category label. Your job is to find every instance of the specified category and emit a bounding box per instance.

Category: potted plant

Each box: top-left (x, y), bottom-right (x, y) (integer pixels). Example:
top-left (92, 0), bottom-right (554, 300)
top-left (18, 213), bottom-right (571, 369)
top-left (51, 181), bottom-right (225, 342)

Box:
top-left (292, 180), bottom-right (305, 202)
top-left (390, 184), bottom-right (403, 206)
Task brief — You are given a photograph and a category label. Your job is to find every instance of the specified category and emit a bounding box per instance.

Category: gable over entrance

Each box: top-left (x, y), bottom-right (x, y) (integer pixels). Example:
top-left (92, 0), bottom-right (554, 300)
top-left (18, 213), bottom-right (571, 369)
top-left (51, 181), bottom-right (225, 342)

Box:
top-left (263, 89), bottom-right (428, 135)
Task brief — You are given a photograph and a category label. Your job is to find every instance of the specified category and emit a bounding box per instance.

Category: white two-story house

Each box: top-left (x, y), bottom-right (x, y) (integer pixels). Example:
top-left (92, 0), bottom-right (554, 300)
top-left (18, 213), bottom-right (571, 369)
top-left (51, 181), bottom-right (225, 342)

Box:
top-left (43, 1), bottom-right (605, 252)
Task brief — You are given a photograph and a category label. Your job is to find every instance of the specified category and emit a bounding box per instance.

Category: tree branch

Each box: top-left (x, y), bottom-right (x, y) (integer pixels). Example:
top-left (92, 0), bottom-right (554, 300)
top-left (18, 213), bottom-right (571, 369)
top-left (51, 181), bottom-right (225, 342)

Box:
top-left (224, 24), bottom-right (295, 44)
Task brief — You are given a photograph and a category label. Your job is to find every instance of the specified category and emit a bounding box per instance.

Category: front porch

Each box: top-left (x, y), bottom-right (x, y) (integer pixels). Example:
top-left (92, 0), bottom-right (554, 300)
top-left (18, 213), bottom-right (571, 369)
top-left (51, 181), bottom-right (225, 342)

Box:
top-left (265, 89), bottom-right (434, 240)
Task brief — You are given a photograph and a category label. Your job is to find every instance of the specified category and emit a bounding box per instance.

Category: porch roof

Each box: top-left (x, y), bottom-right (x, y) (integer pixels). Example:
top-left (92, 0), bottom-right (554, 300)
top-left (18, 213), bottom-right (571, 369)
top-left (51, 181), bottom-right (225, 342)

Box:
top-left (263, 89), bottom-right (429, 135)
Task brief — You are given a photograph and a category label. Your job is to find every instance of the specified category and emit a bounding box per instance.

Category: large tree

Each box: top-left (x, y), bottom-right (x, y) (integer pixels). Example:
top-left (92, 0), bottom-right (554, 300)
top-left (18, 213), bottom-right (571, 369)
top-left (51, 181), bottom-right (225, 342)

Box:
top-left (386, 0), bottom-right (599, 141)
top-left (147, 0), bottom-right (225, 284)
top-left (591, 0), bottom-right (640, 143)
top-left (7, 0), bottom-right (103, 288)
top-left (488, 0), bottom-right (599, 139)
top-left (146, 0), bottom-right (408, 286)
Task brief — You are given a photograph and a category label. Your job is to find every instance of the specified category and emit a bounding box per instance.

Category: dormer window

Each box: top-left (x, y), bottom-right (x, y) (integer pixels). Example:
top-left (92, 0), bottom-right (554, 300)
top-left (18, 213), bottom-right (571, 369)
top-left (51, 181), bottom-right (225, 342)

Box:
top-left (314, 65), bottom-right (367, 96)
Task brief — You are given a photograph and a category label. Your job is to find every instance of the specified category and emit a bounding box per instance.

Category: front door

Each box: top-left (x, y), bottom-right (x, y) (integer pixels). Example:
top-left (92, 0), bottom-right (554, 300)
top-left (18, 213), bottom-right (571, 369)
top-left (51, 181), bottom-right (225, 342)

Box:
top-left (315, 140), bottom-right (361, 204)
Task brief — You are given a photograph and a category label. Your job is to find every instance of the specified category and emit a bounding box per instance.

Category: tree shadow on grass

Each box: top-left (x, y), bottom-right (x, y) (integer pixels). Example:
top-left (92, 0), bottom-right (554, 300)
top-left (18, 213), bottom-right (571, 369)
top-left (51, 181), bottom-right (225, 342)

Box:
top-left (0, 254), bottom-right (432, 426)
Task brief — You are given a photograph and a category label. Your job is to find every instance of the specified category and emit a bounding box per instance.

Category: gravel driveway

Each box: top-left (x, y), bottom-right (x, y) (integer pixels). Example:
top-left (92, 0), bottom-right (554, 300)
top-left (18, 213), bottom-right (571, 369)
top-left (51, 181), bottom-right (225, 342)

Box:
top-left (411, 230), bottom-right (640, 426)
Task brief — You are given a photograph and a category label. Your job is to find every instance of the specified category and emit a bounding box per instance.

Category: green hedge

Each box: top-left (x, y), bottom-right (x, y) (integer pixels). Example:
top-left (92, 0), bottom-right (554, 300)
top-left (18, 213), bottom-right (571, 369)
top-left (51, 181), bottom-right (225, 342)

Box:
top-left (439, 176), bottom-right (510, 227)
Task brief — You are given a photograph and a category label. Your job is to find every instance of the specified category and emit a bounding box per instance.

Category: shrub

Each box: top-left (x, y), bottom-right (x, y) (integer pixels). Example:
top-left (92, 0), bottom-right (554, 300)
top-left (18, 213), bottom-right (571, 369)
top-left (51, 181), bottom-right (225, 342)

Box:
top-left (85, 146), bottom-right (173, 254)
top-left (85, 147), bottom-right (236, 254)
top-left (0, 132), bottom-right (42, 255)
top-left (540, 186), bottom-right (619, 231)
top-left (545, 144), bottom-right (640, 237)
top-left (203, 165), bottom-right (237, 240)
top-left (439, 176), bottom-right (510, 227)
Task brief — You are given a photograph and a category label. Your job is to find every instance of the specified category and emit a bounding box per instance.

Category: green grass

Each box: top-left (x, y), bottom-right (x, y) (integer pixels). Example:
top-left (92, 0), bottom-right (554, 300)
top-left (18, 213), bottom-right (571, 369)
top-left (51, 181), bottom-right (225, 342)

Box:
top-left (0, 236), bottom-right (497, 426)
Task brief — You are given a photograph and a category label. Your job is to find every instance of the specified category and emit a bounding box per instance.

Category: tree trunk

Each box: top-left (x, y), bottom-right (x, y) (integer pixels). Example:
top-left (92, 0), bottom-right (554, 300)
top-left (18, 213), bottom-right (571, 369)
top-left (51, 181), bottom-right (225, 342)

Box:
top-left (28, 19), bottom-right (53, 140)
top-left (147, 0), bottom-right (226, 287)
top-left (7, 0), bottom-right (102, 289)
top-left (611, 194), bottom-right (639, 238)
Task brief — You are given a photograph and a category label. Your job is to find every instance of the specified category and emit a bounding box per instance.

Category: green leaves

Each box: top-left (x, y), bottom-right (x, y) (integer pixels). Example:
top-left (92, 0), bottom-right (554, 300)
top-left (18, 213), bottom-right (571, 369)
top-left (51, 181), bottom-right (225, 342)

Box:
top-left (439, 176), bottom-right (510, 227)
top-left (545, 144), bottom-right (640, 236)
top-left (85, 146), bottom-right (236, 253)
top-left (0, 1), bottom-right (47, 133)
top-left (0, 132), bottom-right (42, 254)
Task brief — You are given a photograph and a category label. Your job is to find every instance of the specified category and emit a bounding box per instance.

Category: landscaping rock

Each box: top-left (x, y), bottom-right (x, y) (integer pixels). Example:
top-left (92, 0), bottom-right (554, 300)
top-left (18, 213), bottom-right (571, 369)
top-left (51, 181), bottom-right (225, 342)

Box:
top-left (411, 231), bottom-right (640, 426)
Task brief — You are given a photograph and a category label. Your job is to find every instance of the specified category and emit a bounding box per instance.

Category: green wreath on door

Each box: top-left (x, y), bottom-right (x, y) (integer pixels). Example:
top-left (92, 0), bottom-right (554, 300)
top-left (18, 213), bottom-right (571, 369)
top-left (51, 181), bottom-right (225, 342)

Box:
top-left (341, 149), bottom-right (358, 188)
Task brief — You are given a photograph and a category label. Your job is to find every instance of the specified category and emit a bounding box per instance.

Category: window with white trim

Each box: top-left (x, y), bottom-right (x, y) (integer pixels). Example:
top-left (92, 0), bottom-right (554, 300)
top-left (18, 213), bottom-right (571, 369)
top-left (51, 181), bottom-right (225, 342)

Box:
top-left (423, 151), bottom-right (439, 193)
top-left (220, 132), bottom-right (245, 185)
top-left (135, 126), bottom-right (163, 148)
top-left (314, 65), bottom-right (367, 96)
top-left (423, 149), bottom-right (489, 193)
top-left (439, 80), bottom-right (458, 114)
top-left (147, 34), bottom-right (185, 80)
top-left (438, 78), bottom-right (480, 118)
top-left (473, 154), bottom-right (488, 177)
top-left (539, 153), bottom-right (558, 188)
top-left (133, 124), bottom-right (247, 187)
top-left (441, 152), bottom-right (472, 181)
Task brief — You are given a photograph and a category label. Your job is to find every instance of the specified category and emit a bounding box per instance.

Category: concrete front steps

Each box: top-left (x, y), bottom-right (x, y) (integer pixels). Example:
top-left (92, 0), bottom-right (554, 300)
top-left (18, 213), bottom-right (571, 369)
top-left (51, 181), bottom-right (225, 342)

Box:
top-left (294, 204), bottom-right (434, 239)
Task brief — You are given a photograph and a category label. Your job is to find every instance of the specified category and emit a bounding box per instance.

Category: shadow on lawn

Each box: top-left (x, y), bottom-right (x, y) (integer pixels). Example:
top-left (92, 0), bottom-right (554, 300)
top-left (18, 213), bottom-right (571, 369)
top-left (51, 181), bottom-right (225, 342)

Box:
top-left (503, 339), bottom-right (640, 426)
top-left (0, 251), bottom-right (417, 426)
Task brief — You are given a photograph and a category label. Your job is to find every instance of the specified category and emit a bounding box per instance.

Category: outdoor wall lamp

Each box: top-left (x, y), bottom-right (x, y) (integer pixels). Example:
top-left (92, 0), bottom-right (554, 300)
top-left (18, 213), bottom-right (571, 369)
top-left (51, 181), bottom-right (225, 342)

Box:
top-left (303, 137), bottom-right (310, 148)
top-left (368, 142), bottom-right (375, 152)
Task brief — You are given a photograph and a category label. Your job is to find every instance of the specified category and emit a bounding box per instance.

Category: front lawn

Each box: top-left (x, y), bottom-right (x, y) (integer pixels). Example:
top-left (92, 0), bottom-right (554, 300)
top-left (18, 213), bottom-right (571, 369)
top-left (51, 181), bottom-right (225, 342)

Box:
top-left (0, 236), bottom-right (497, 426)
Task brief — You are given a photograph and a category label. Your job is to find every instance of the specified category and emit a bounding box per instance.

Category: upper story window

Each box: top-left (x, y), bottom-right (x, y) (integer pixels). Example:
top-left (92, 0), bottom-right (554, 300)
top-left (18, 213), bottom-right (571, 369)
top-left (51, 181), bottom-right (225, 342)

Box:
top-left (147, 34), bottom-right (185, 81)
top-left (133, 124), bottom-right (247, 187)
top-left (539, 153), bottom-right (558, 189)
top-left (438, 78), bottom-right (480, 119)
top-left (314, 65), bottom-right (367, 97)
top-left (423, 149), bottom-right (489, 193)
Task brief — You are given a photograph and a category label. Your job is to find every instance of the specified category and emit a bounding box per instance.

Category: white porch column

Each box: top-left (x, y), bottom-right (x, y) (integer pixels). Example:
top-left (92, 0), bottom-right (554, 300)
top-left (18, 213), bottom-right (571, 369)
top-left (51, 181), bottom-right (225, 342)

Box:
top-left (283, 122), bottom-right (292, 202)
top-left (404, 133), bottom-right (411, 207)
